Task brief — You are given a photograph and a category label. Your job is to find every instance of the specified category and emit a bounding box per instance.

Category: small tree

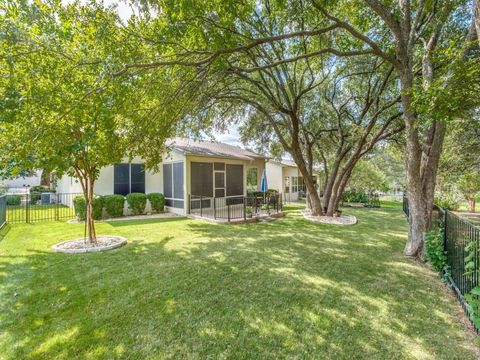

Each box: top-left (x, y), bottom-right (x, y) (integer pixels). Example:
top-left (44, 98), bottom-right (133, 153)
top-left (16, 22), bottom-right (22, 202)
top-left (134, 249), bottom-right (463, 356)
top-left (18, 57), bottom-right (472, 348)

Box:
top-left (0, 1), bottom-right (178, 243)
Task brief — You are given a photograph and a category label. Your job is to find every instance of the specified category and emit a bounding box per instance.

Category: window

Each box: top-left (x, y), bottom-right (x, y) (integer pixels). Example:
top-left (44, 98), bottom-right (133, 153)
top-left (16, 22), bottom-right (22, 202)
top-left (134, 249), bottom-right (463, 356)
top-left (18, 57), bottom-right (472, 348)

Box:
top-left (226, 164), bottom-right (243, 196)
top-left (292, 176), bottom-right (299, 193)
top-left (191, 162), bottom-right (213, 197)
top-left (114, 164), bottom-right (145, 196)
top-left (284, 176), bottom-right (290, 193)
top-left (247, 168), bottom-right (258, 192)
top-left (163, 162), bottom-right (184, 208)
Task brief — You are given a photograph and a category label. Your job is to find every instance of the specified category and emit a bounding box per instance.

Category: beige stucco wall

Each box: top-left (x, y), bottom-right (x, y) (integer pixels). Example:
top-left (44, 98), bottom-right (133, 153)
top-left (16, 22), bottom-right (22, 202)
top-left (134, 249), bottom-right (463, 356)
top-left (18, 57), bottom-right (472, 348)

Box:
top-left (54, 151), bottom-right (265, 216)
top-left (265, 161), bottom-right (283, 192)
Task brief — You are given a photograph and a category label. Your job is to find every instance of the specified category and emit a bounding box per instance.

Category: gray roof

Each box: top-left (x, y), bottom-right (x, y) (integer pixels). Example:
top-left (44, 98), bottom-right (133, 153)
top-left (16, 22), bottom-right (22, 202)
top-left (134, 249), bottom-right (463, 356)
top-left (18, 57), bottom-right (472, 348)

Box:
top-left (271, 158), bottom-right (323, 171)
top-left (169, 138), bottom-right (268, 161)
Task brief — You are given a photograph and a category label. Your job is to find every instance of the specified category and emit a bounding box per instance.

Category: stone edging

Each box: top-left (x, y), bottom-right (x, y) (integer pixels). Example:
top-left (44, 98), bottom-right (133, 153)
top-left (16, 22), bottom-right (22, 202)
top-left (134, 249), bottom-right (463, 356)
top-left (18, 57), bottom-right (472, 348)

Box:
top-left (52, 235), bottom-right (127, 254)
top-left (301, 210), bottom-right (357, 225)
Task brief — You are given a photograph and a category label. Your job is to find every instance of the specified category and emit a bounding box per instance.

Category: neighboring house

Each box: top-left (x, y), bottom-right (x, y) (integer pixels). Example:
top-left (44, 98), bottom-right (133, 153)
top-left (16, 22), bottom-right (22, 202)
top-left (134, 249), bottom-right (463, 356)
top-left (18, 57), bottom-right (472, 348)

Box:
top-left (56, 138), bottom-right (267, 215)
top-left (266, 159), bottom-right (320, 202)
top-left (0, 170), bottom-right (42, 193)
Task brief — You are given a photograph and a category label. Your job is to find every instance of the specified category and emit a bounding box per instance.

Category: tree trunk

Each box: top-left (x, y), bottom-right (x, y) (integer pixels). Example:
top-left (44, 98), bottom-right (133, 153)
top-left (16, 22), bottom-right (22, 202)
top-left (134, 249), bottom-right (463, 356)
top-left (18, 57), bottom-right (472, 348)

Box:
top-left (291, 147), bottom-right (323, 215)
top-left (474, 0), bottom-right (480, 45)
top-left (40, 170), bottom-right (51, 187)
top-left (86, 176), bottom-right (97, 244)
top-left (421, 121), bottom-right (446, 230)
top-left (401, 68), bottom-right (427, 257)
top-left (468, 197), bottom-right (476, 213)
top-left (74, 167), bottom-right (97, 244)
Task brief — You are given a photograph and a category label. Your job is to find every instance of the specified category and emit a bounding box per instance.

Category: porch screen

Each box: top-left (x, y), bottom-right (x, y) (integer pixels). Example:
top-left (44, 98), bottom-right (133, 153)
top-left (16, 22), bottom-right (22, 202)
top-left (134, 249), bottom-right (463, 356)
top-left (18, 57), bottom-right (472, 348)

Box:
top-left (163, 162), bottom-right (184, 208)
top-left (190, 162), bottom-right (213, 197)
top-left (226, 164), bottom-right (243, 196)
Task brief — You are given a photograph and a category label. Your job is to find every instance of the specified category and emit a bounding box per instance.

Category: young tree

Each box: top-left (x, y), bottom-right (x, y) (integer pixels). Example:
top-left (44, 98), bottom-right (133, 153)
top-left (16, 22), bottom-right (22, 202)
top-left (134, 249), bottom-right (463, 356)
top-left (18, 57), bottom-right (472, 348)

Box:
top-left (0, 1), bottom-right (181, 243)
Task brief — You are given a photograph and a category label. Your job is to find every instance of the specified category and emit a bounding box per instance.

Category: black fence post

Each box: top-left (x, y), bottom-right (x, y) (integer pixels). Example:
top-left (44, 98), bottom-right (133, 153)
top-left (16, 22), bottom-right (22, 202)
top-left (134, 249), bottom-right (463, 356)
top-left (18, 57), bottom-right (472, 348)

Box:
top-left (200, 195), bottom-right (203, 217)
top-left (227, 203), bottom-right (230, 222)
top-left (25, 193), bottom-right (29, 224)
top-left (243, 197), bottom-right (246, 221)
top-left (444, 209), bottom-right (448, 252)
top-left (55, 194), bottom-right (59, 221)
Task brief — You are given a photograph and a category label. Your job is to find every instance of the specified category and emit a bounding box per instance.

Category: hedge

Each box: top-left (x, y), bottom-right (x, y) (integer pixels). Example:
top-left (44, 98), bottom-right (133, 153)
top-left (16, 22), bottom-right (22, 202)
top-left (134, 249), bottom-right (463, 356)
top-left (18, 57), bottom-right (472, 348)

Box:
top-left (73, 195), bottom-right (104, 220)
top-left (6, 195), bottom-right (21, 206)
top-left (147, 193), bottom-right (165, 212)
top-left (104, 195), bottom-right (125, 217)
top-left (126, 193), bottom-right (147, 215)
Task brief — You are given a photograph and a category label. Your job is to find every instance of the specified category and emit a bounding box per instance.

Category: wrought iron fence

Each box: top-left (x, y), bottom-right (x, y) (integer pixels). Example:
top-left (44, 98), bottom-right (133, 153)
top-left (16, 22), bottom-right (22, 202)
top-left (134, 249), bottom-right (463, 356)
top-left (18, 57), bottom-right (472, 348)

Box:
top-left (403, 197), bottom-right (480, 332)
top-left (0, 195), bottom-right (6, 229)
top-left (5, 192), bottom-right (81, 224)
top-left (189, 193), bottom-right (282, 222)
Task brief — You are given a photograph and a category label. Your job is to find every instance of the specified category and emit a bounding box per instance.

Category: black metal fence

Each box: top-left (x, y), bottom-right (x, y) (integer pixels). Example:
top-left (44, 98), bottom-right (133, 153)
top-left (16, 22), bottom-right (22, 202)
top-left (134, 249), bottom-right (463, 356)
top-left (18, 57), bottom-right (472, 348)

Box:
top-left (5, 192), bottom-right (81, 224)
top-left (403, 197), bottom-right (480, 331)
top-left (189, 193), bottom-right (283, 221)
top-left (0, 195), bottom-right (6, 229)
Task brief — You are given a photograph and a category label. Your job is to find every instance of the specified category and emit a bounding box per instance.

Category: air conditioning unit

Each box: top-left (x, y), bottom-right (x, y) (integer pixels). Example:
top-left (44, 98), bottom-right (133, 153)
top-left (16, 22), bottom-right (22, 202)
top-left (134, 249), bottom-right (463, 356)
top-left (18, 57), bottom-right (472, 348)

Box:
top-left (40, 192), bottom-right (54, 205)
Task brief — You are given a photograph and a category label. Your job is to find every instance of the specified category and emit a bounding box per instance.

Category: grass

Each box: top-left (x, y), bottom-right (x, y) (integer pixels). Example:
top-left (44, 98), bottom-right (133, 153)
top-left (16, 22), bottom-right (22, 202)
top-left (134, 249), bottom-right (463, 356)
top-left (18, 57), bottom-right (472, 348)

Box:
top-left (0, 203), bottom-right (478, 359)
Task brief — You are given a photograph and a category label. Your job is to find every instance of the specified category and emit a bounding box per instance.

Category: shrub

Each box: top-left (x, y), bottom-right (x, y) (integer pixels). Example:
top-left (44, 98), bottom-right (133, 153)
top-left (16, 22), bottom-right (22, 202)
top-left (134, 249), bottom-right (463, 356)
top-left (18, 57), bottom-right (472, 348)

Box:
top-left (435, 193), bottom-right (460, 211)
top-left (104, 195), bottom-right (125, 217)
top-left (29, 193), bottom-right (41, 205)
top-left (343, 190), bottom-right (368, 204)
top-left (6, 195), bottom-right (21, 206)
top-left (126, 193), bottom-right (147, 215)
top-left (147, 193), bottom-right (165, 212)
top-left (424, 230), bottom-right (447, 273)
top-left (73, 195), bottom-right (104, 220)
top-left (30, 185), bottom-right (55, 193)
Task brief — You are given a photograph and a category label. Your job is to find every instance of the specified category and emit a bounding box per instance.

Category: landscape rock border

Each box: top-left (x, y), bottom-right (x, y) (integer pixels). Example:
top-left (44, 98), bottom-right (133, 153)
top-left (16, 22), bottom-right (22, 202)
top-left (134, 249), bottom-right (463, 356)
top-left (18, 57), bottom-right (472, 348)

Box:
top-left (52, 235), bottom-right (127, 254)
top-left (301, 210), bottom-right (357, 225)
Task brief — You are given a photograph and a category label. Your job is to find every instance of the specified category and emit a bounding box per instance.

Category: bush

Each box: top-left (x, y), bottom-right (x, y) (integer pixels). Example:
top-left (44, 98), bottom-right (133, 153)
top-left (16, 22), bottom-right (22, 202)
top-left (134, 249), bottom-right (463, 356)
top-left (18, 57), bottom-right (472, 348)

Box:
top-left (104, 195), bottom-right (125, 217)
top-left (343, 190), bottom-right (368, 204)
top-left (126, 193), bottom-right (147, 215)
top-left (30, 185), bottom-right (55, 193)
top-left (73, 195), bottom-right (104, 220)
top-left (6, 195), bottom-right (21, 206)
top-left (435, 193), bottom-right (460, 211)
top-left (424, 230), bottom-right (447, 273)
top-left (29, 193), bottom-right (41, 205)
top-left (147, 193), bottom-right (165, 212)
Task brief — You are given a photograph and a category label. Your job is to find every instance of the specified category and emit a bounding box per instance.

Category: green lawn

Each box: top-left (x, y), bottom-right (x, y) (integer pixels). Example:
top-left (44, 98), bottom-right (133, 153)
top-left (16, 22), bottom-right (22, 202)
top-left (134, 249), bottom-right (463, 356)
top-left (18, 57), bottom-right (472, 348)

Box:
top-left (0, 203), bottom-right (478, 359)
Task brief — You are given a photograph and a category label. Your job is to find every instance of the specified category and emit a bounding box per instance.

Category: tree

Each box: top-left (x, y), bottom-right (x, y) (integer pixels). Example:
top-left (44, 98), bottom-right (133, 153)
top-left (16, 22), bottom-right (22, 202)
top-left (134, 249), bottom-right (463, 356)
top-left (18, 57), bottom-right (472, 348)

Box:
top-left (345, 159), bottom-right (389, 193)
top-left (0, 1), bottom-right (181, 243)
top-left (307, 0), bottom-right (480, 257)
top-left (58, 0), bottom-right (479, 255)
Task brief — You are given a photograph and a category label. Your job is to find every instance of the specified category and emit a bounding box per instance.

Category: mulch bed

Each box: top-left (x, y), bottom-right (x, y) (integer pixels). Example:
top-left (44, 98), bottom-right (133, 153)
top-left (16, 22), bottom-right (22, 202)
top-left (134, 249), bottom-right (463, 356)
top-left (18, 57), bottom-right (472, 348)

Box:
top-left (52, 235), bottom-right (127, 254)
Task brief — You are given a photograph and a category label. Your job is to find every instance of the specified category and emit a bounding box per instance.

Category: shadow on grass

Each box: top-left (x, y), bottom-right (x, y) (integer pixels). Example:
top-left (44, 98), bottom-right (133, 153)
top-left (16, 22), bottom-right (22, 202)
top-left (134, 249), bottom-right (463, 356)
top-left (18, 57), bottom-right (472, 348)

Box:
top-left (106, 216), bottom-right (186, 227)
top-left (0, 206), bottom-right (477, 359)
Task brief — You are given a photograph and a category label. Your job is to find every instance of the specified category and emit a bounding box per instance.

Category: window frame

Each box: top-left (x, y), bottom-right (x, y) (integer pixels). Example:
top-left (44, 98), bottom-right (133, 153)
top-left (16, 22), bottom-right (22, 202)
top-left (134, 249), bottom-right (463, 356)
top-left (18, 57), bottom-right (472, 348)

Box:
top-left (163, 161), bottom-right (185, 209)
top-left (113, 163), bottom-right (145, 196)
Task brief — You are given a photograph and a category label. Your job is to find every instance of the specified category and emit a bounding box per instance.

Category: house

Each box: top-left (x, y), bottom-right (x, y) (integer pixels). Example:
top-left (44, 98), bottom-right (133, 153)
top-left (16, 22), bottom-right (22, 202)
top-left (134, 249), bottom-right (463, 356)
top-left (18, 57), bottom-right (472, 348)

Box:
top-left (266, 159), bottom-right (320, 202)
top-left (0, 170), bottom-right (43, 193)
top-left (56, 138), bottom-right (268, 217)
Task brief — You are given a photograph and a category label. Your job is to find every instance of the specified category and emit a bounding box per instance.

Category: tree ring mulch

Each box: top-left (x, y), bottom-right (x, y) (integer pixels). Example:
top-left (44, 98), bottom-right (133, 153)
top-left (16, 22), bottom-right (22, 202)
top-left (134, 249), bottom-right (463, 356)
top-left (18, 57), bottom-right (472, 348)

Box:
top-left (301, 210), bottom-right (357, 225)
top-left (52, 235), bottom-right (127, 254)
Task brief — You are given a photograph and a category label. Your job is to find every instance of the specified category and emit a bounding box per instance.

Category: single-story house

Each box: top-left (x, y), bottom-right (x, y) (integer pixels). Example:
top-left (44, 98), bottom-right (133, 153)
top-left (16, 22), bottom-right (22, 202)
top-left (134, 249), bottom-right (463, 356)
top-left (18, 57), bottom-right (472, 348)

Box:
top-left (266, 159), bottom-right (320, 202)
top-left (56, 138), bottom-right (268, 216)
